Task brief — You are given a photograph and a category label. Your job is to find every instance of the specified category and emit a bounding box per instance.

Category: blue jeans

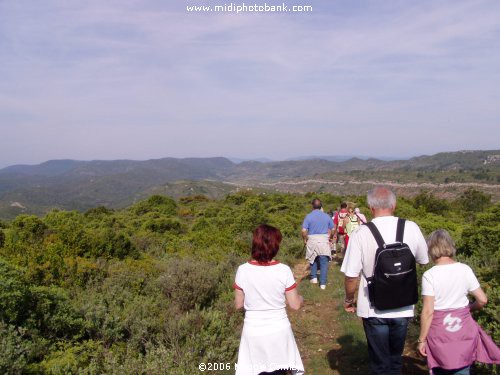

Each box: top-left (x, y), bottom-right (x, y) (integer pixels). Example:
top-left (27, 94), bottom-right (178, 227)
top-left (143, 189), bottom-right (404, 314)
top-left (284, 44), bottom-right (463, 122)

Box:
top-left (310, 255), bottom-right (329, 285)
top-left (433, 366), bottom-right (470, 375)
top-left (362, 317), bottom-right (410, 375)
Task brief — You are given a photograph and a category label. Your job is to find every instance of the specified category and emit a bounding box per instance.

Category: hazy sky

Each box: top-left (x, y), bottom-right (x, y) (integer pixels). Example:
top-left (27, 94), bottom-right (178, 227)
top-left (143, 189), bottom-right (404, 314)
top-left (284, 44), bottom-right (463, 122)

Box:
top-left (1, 0), bottom-right (499, 167)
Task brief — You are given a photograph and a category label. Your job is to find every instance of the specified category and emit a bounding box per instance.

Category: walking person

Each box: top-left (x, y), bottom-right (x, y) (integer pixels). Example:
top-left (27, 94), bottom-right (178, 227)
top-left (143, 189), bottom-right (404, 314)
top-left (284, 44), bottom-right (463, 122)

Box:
top-left (418, 229), bottom-right (500, 374)
top-left (341, 186), bottom-right (429, 374)
top-left (330, 208), bottom-right (339, 255)
top-left (333, 202), bottom-right (349, 256)
top-left (302, 198), bottom-right (334, 290)
top-left (234, 224), bottom-right (304, 375)
top-left (344, 206), bottom-right (360, 248)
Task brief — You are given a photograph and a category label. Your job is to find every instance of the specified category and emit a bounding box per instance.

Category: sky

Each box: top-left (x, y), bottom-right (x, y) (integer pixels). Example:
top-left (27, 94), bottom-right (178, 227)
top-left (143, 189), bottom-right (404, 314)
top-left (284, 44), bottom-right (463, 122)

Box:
top-left (1, 0), bottom-right (499, 168)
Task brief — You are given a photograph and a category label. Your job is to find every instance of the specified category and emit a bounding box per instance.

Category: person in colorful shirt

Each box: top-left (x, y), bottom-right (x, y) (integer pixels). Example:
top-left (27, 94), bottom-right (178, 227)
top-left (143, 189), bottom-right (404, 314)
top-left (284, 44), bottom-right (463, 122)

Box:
top-left (344, 206), bottom-right (361, 247)
top-left (418, 229), bottom-right (500, 374)
top-left (234, 224), bottom-right (304, 375)
top-left (333, 202), bottom-right (349, 256)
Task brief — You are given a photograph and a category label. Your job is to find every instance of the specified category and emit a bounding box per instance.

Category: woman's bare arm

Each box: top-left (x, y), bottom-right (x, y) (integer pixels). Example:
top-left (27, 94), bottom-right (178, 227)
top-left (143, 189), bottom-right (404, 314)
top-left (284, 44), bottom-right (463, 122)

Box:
top-left (234, 289), bottom-right (245, 310)
top-left (418, 295), bottom-right (435, 356)
top-left (469, 287), bottom-right (487, 312)
top-left (285, 288), bottom-right (303, 310)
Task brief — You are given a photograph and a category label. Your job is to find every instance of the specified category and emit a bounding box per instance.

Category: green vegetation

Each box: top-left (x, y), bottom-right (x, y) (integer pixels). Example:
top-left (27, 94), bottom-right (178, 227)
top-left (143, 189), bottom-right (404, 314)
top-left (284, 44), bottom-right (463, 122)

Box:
top-left (1, 150), bottom-right (498, 219)
top-left (0, 189), bottom-right (498, 374)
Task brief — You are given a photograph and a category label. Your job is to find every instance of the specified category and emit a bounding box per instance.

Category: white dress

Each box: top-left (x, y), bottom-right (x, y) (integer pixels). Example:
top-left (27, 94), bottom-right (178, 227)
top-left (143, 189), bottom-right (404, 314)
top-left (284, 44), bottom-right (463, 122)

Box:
top-left (234, 261), bottom-right (304, 375)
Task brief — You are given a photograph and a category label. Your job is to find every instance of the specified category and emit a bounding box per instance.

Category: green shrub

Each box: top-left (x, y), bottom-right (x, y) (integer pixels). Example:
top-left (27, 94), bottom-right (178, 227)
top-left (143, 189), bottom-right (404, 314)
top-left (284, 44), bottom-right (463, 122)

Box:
top-left (413, 191), bottom-right (450, 214)
top-left (0, 258), bottom-right (30, 325)
top-left (158, 257), bottom-right (221, 311)
top-left (84, 206), bottom-right (114, 218)
top-left (455, 188), bottom-right (491, 214)
top-left (130, 195), bottom-right (177, 216)
top-left (88, 229), bottom-right (137, 259)
top-left (27, 286), bottom-right (85, 340)
top-left (0, 191), bottom-right (497, 373)
top-left (180, 195), bottom-right (210, 203)
top-left (0, 322), bottom-right (33, 374)
top-left (11, 214), bottom-right (47, 244)
top-left (38, 340), bottom-right (103, 375)
top-left (142, 217), bottom-right (183, 234)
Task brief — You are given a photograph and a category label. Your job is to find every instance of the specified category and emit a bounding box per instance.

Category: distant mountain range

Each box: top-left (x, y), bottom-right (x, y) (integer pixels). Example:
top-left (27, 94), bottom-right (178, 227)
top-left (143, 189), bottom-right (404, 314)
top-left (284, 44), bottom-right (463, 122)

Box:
top-left (286, 155), bottom-right (401, 162)
top-left (0, 150), bottom-right (498, 219)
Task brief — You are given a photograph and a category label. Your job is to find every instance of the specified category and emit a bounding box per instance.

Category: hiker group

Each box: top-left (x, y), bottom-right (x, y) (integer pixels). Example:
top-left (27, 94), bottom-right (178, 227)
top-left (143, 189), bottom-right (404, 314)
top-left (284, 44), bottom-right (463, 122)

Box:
top-left (233, 187), bottom-right (500, 375)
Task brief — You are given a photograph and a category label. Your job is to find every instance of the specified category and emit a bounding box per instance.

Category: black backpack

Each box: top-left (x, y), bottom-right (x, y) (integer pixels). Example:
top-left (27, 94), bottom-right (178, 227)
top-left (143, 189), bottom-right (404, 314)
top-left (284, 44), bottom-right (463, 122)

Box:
top-left (364, 218), bottom-right (418, 310)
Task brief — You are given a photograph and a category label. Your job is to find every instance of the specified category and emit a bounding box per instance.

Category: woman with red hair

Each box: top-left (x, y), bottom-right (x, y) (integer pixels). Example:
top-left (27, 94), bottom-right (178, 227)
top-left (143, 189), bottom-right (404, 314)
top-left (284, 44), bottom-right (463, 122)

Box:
top-left (234, 224), bottom-right (304, 375)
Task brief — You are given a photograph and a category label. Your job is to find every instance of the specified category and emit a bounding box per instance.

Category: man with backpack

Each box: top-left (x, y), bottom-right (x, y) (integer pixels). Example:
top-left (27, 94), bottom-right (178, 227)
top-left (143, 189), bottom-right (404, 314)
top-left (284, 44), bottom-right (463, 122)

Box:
top-left (340, 187), bottom-right (429, 374)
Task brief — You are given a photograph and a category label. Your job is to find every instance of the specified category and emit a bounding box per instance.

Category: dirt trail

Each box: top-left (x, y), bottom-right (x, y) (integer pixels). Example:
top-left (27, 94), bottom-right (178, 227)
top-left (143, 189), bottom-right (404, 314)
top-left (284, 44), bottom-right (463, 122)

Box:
top-left (289, 260), bottom-right (427, 375)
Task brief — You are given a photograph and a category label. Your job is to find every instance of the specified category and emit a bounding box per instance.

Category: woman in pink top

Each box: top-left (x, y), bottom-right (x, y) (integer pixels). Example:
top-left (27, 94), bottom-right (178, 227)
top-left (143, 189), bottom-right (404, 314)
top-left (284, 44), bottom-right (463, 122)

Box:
top-left (234, 224), bottom-right (304, 375)
top-left (418, 229), bottom-right (500, 374)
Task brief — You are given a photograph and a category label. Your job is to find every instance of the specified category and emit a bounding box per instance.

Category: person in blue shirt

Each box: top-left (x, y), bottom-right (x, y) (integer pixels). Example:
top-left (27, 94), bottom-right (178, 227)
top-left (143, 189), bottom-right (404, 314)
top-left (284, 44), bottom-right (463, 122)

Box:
top-left (301, 198), bottom-right (334, 289)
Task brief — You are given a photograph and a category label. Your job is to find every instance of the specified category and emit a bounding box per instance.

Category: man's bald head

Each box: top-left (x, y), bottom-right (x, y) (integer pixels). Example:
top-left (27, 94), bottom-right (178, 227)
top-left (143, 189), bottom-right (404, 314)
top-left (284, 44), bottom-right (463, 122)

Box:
top-left (367, 187), bottom-right (396, 211)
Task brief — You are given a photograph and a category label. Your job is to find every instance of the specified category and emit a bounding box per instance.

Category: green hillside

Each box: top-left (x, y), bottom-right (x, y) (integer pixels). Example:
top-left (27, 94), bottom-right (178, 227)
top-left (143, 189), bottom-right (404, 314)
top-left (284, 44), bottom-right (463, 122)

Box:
top-left (0, 150), bottom-right (498, 219)
top-left (0, 190), bottom-right (497, 374)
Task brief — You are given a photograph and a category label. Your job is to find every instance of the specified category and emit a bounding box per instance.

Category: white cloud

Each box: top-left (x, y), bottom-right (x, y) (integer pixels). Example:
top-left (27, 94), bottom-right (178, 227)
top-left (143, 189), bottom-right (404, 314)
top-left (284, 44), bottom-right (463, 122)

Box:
top-left (0, 0), bottom-right (499, 166)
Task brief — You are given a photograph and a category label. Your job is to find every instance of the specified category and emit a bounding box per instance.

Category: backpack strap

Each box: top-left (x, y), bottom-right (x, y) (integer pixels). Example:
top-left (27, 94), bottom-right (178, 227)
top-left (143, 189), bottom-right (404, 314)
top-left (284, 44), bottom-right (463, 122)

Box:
top-left (396, 218), bottom-right (406, 243)
top-left (366, 222), bottom-right (385, 248)
top-left (363, 222), bottom-right (385, 280)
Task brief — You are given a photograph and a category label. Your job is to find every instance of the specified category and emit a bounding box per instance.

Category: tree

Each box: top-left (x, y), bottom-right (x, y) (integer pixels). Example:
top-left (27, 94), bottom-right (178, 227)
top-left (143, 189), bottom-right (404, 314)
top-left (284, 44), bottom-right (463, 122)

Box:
top-left (0, 258), bottom-right (30, 325)
top-left (130, 195), bottom-right (177, 216)
top-left (11, 215), bottom-right (47, 244)
top-left (413, 191), bottom-right (450, 214)
top-left (455, 188), bottom-right (491, 214)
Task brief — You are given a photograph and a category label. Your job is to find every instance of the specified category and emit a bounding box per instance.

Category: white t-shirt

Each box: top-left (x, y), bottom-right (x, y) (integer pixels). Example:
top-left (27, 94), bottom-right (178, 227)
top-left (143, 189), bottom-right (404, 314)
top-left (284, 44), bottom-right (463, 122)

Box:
top-left (421, 262), bottom-right (480, 310)
top-left (234, 261), bottom-right (297, 311)
top-left (340, 216), bottom-right (429, 318)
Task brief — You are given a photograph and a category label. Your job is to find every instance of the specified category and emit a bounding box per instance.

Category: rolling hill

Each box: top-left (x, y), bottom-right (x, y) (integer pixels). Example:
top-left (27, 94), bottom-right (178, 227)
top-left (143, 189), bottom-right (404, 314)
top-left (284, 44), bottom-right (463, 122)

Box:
top-left (0, 150), bottom-right (498, 219)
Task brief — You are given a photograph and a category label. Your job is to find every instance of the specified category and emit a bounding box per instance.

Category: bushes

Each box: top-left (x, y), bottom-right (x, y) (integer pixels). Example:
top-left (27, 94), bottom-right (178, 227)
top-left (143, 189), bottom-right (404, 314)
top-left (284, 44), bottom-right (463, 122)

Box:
top-left (455, 188), bottom-right (491, 214)
top-left (27, 286), bottom-right (85, 340)
top-left (162, 308), bottom-right (241, 370)
top-left (456, 204), bottom-right (500, 343)
top-left (88, 229), bottom-right (137, 259)
top-left (0, 322), bottom-right (33, 374)
top-left (0, 192), bottom-right (498, 372)
top-left (413, 191), bottom-right (450, 214)
top-left (142, 217), bottom-right (183, 234)
top-left (0, 258), bottom-right (30, 325)
top-left (11, 214), bottom-right (47, 244)
top-left (158, 257), bottom-right (226, 311)
top-left (75, 258), bottom-right (165, 347)
top-left (0, 258), bottom-right (84, 338)
top-left (68, 256), bottom-right (241, 374)
top-left (37, 340), bottom-right (103, 374)
top-left (130, 195), bottom-right (177, 216)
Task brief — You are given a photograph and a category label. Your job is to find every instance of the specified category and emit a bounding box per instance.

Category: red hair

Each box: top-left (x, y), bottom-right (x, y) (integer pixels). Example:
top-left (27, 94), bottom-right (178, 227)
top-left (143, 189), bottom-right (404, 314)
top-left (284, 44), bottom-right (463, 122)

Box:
top-left (251, 224), bottom-right (282, 262)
